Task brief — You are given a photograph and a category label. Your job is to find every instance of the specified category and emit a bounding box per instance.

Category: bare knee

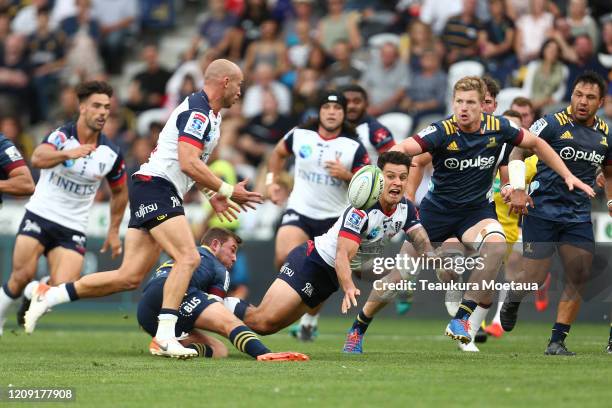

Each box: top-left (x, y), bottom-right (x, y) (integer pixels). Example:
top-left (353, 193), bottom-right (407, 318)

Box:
top-left (116, 267), bottom-right (146, 291)
top-left (482, 238), bottom-right (507, 261)
top-left (177, 249), bottom-right (201, 271)
top-left (212, 343), bottom-right (229, 358)
top-left (245, 310), bottom-right (282, 335)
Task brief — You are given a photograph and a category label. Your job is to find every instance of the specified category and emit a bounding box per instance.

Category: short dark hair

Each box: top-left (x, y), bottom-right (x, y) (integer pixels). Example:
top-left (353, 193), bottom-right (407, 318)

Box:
top-left (201, 227), bottom-right (243, 246)
top-left (572, 71), bottom-right (607, 99)
top-left (75, 81), bottom-right (113, 102)
top-left (511, 96), bottom-right (533, 110)
top-left (340, 84), bottom-right (368, 101)
top-left (502, 109), bottom-right (522, 120)
top-left (482, 75), bottom-right (500, 98)
top-left (377, 151), bottom-right (411, 171)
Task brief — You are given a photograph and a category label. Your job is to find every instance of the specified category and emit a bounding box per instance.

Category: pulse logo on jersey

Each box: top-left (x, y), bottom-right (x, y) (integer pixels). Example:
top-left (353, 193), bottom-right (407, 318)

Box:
top-left (367, 226), bottom-right (381, 240)
top-left (444, 155), bottom-right (496, 171)
top-left (299, 144), bottom-right (312, 158)
top-left (559, 147), bottom-right (604, 166)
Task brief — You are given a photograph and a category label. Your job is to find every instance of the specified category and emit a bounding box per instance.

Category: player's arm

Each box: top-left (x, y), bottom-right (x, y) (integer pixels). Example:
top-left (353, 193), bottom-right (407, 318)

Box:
top-left (30, 143), bottom-right (96, 169)
top-left (390, 137), bottom-right (425, 157)
top-left (391, 124), bottom-right (442, 158)
top-left (265, 132), bottom-right (293, 204)
top-left (406, 153), bottom-right (431, 202)
top-left (100, 155), bottom-right (128, 258)
top-left (0, 166), bottom-right (35, 196)
top-left (325, 143), bottom-right (371, 181)
top-left (604, 165), bottom-right (612, 217)
top-left (336, 236), bottom-right (361, 314)
top-left (406, 225), bottom-right (434, 256)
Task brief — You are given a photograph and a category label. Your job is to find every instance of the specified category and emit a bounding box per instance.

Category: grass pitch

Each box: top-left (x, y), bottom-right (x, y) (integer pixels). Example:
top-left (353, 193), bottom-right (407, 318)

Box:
top-left (1, 311), bottom-right (612, 407)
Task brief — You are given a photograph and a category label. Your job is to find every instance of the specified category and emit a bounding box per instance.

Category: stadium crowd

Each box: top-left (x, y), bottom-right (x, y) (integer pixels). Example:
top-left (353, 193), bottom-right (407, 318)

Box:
top-left (1, 0), bottom-right (612, 237)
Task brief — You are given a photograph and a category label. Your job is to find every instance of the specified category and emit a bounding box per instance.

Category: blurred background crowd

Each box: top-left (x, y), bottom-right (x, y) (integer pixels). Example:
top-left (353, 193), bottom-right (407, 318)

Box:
top-left (1, 0), bottom-right (612, 240)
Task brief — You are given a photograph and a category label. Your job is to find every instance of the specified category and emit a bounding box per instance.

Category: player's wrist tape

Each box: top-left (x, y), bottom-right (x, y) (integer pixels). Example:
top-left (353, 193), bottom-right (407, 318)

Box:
top-left (265, 172), bottom-right (275, 186)
top-left (607, 199), bottom-right (612, 208)
top-left (501, 183), bottom-right (512, 191)
top-left (508, 160), bottom-right (526, 190)
top-left (217, 182), bottom-right (234, 198)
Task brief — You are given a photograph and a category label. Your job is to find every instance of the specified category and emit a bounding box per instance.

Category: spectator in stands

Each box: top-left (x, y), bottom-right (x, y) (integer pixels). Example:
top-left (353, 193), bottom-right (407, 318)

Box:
top-left (326, 39), bottom-right (362, 88)
top-left (400, 48), bottom-right (447, 128)
top-left (49, 84), bottom-right (79, 126)
top-left (60, 0), bottom-right (100, 43)
top-left (514, 0), bottom-right (554, 64)
top-left (28, 5), bottom-right (66, 122)
top-left (598, 17), bottom-right (612, 60)
top-left (362, 41), bottom-right (409, 116)
top-left (229, 0), bottom-right (271, 61)
top-left (419, 0), bottom-right (463, 35)
top-left (11, 0), bottom-right (51, 36)
top-left (0, 11), bottom-right (11, 44)
top-left (400, 19), bottom-right (444, 75)
top-left (126, 44), bottom-right (172, 113)
top-left (0, 34), bottom-right (30, 119)
top-left (185, 0), bottom-right (236, 61)
top-left (601, 86), bottom-right (612, 129)
top-left (316, 0), bottom-right (361, 53)
top-left (283, 0), bottom-right (318, 47)
top-left (236, 89), bottom-right (293, 168)
top-left (126, 136), bottom-right (153, 189)
top-left (291, 67), bottom-right (323, 121)
top-left (243, 18), bottom-right (288, 78)
top-left (242, 63), bottom-right (291, 118)
top-left (510, 96), bottom-right (536, 128)
top-left (91, 0), bottom-right (138, 74)
top-left (480, 0), bottom-right (517, 86)
top-left (287, 20), bottom-right (313, 72)
top-left (524, 39), bottom-right (568, 111)
top-left (441, 0), bottom-right (484, 66)
top-left (565, 0), bottom-right (600, 49)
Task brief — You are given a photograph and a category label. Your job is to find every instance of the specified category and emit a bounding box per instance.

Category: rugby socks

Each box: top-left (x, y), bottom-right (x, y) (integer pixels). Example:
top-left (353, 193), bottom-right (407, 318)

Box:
top-left (0, 283), bottom-right (19, 324)
top-left (155, 309), bottom-right (179, 341)
top-left (492, 287), bottom-right (508, 325)
top-left (300, 312), bottom-right (319, 328)
top-left (550, 322), bottom-right (571, 343)
top-left (186, 343), bottom-right (214, 358)
top-left (351, 310), bottom-right (373, 334)
top-left (223, 297), bottom-right (249, 320)
top-left (454, 300), bottom-right (478, 320)
top-left (229, 325), bottom-right (270, 358)
top-left (43, 284), bottom-right (72, 307)
top-left (23, 277), bottom-right (51, 300)
top-left (609, 324), bottom-right (612, 342)
top-left (468, 305), bottom-right (489, 339)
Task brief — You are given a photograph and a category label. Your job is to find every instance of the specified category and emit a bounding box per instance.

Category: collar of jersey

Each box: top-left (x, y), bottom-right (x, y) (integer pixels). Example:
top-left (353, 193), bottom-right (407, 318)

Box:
top-left (450, 113), bottom-right (487, 134)
top-left (565, 105), bottom-right (606, 131)
top-left (372, 200), bottom-right (398, 217)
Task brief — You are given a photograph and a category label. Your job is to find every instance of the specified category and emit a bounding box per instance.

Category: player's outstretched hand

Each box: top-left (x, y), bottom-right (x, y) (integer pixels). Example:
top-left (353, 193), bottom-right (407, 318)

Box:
top-left (564, 175), bottom-right (595, 197)
top-left (210, 193), bottom-right (241, 222)
top-left (266, 183), bottom-right (285, 205)
top-left (341, 283), bottom-right (360, 314)
top-left (101, 230), bottom-right (122, 259)
top-left (508, 189), bottom-right (534, 215)
top-left (66, 144), bottom-right (96, 159)
top-left (231, 179), bottom-right (264, 210)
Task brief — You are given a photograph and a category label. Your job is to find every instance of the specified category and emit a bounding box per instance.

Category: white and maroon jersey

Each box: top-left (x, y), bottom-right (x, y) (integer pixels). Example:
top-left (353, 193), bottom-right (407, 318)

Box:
top-left (355, 115), bottom-right (395, 164)
top-left (283, 126), bottom-right (370, 220)
top-left (0, 133), bottom-right (26, 205)
top-left (136, 91), bottom-right (221, 198)
top-left (315, 197), bottom-right (421, 270)
top-left (26, 123), bottom-right (126, 233)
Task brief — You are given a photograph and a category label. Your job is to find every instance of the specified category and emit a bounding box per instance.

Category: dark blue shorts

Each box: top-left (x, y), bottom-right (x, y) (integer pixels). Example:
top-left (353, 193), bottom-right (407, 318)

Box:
top-left (419, 198), bottom-right (498, 243)
top-left (128, 175), bottom-right (184, 230)
top-left (522, 215), bottom-right (594, 259)
top-left (277, 241), bottom-right (339, 309)
top-left (279, 209), bottom-right (337, 239)
top-left (137, 278), bottom-right (218, 338)
top-left (17, 210), bottom-right (87, 255)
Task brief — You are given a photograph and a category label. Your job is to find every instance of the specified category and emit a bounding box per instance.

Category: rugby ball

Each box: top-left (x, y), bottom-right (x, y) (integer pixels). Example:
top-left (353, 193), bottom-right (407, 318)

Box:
top-left (348, 165), bottom-right (384, 210)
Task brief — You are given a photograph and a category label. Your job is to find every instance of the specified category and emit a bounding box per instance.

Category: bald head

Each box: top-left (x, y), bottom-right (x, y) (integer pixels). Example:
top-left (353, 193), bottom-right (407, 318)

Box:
top-left (204, 59), bottom-right (242, 83)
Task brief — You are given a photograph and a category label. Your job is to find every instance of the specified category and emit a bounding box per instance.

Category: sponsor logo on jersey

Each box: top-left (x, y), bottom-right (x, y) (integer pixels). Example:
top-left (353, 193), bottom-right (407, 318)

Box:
top-left (156, 214), bottom-right (167, 221)
top-left (299, 144), bottom-right (312, 158)
top-left (418, 125), bottom-right (437, 137)
top-left (486, 137), bottom-right (497, 148)
top-left (5, 145), bottom-right (23, 162)
top-left (297, 169), bottom-right (343, 186)
top-left (524, 242), bottom-right (533, 254)
top-left (22, 219), bottom-right (41, 234)
top-left (302, 282), bottom-right (314, 297)
top-left (344, 209), bottom-right (366, 232)
top-left (446, 141), bottom-right (459, 151)
top-left (170, 196), bottom-right (181, 208)
top-left (223, 270), bottom-right (230, 292)
top-left (99, 162), bottom-right (106, 173)
top-left (601, 136), bottom-right (608, 147)
top-left (184, 111), bottom-right (209, 139)
top-left (281, 213), bottom-right (300, 224)
top-left (444, 155), bottom-right (496, 171)
top-left (48, 130), bottom-right (67, 149)
top-left (48, 171), bottom-right (97, 196)
top-left (135, 203), bottom-right (159, 218)
top-left (530, 118), bottom-right (548, 136)
top-left (560, 131), bottom-right (573, 140)
top-left (72, 234), bottom-right (86, 247)
top-left (366, 226), bottom-right (381, 240)
top-left (280, 262), bottom-right (294, 277)
top-left (559, 146), bottom-right (604, 165)
top-left (180, 296), bottom-right (202, 316)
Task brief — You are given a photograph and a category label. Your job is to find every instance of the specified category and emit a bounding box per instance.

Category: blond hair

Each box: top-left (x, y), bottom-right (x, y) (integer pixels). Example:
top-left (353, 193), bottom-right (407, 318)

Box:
top-left (453, 76), bottom-right (486, 102)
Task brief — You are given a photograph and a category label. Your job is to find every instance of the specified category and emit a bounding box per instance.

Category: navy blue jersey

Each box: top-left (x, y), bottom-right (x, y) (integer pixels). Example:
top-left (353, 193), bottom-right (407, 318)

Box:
top-left (356, 115), bottom-right (395, 161)
top-left (413, 113), bottom-right (523, 208)
top-left (528, 107), bottom-right (612, 223)
top-left (0, 133), bottom-right (26, 204)
top-left (148, 246), bottom-right (230, 299)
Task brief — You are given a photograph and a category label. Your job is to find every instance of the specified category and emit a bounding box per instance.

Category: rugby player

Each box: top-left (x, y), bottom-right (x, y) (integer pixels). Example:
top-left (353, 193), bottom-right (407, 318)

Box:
top-left (266, 91), bottom-right (370, 340)
top-left (24, 60), bottom-right (263, 359)
top-left (391, 76), bottom-right (594, 345)
top-left (0, 81), bottom-right (127, 336)
top-left (138, 227), bottom-right (308, 361)
top-left (501, 71), bottom-right (610, 355)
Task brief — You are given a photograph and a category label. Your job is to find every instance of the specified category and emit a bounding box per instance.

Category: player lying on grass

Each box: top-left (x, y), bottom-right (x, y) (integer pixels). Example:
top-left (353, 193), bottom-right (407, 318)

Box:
top-left (138, 227), bottom-right (308, 361)
top-left (223, 152), bottom-right (436, 339)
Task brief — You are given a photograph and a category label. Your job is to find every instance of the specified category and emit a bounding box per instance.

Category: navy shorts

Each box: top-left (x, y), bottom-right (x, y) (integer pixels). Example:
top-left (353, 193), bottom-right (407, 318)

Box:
top-left (279, 209), bottom-right (337, 239)
top-left (137, 278), bottom-right (218, 338)
top-left (17, 210), bottom-right (87, 255)
top-left (128, 175), bottom-right (184, 230)
top-left (522, 215), bottom-right (594, 259)
top-left (277, 241), bottom-right (339, 309)
top-left (419, 198), bottom-right (498, 243)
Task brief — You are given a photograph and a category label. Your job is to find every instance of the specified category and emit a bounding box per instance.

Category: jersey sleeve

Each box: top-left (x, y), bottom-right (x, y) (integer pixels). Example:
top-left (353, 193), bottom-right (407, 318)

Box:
top-left (282, 127), bottom-right (296, 153)
top-left (369, 121), bottom-right (395, 153)
top-left (499, 115), bottom-right (524, 146)
top-left (42, 129), bottom-right (69, 150)
top-left (351, 142), bottom-right (371, 172)
top-left (206, 262), bottom-right (229, 299)
top-left (402, 200), bottom-right (422, 234)
top-left (105, 149), bottom-right (127, 187)
top-left (411, 124), bottom-right (445, 153)
top-left (0, 139), bottom-right (26, 174)
top-left (529, 116), bottom-right (555, 143)
top-left (176, 109), bottom-right (212, 149)
top-left (338, 207), bottom-right (369, 244)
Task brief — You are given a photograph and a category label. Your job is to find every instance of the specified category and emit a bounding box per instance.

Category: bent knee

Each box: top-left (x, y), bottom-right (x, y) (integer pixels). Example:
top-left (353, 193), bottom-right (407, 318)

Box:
top-left (212, 344), bottom-right (229, 358)
top-left (177, 249), bottom-right (201, 270)
top-left (116, 269), bottom-right (145, 291)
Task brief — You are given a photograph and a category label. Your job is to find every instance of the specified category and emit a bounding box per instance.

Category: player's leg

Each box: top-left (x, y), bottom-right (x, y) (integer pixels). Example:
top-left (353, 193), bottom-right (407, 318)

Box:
top-left (24, 228), bottom-right (161, 333)
top-left (275, 225), bottom-right (309, 269)
top-left (179, 330), bottom-right (229, 358)
top-left (0, 236), bottom-right (45, 335)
